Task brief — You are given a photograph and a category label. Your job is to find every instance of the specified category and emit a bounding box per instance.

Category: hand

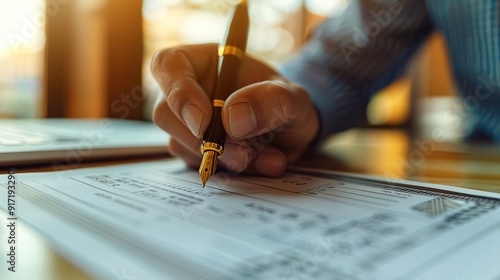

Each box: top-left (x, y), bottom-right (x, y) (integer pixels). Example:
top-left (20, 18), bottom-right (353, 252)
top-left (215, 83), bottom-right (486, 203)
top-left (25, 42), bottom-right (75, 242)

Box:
top-left (151, 44), bottom-right (319, 177)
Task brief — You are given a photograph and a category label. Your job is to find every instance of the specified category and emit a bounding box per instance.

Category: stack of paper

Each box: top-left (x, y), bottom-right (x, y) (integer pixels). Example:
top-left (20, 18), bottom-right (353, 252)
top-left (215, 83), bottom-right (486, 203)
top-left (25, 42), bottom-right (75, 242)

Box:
top-left (1, 159), bottom-right (500, 279)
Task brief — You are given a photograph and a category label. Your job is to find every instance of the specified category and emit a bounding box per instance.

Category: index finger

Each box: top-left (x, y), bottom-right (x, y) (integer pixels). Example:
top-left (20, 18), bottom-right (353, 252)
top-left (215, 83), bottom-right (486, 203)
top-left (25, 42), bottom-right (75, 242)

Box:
top-left (151, 44), bottom-right (218, 137)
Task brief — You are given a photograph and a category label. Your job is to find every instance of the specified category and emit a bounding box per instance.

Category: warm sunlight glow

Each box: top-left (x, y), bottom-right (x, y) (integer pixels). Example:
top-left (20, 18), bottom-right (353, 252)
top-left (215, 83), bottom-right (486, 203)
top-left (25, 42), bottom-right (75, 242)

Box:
top-left (0, 0), bottom-right (45, 118)
top-left (305, 0), bottom-right (349, 17)
top-left (0, 0), bottom-right (45, 53)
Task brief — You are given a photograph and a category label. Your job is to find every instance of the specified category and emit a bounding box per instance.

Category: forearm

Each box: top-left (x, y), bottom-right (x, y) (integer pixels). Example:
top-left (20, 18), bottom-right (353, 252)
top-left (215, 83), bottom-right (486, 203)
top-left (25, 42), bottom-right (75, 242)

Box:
top-left (280, 0), bottom-right (432, 145)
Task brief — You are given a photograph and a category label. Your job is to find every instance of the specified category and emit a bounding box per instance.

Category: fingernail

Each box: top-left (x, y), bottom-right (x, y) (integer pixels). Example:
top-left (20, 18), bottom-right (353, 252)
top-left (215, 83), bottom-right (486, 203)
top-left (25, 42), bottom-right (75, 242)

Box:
top-left (182, 103), bottom-right (204, 137)
top-left (228, 102), bottom-right (257, 138)
top-left (256, 152), bottom-right (286, 177)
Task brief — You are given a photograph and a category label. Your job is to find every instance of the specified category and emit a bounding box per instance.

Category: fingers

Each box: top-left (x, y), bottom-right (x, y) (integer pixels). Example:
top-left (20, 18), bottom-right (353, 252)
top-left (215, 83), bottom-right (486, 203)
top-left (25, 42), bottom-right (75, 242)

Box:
top-left (221, 80), bottom-right (318, 160)
top-left (156, 94), bottom-right (287, 177)
top-left (153, 98), bottom-right (202, 153)
top-left (167, 138), bottom-right (200, 169)
top-left (151, 44), bottom-right (217, 137)
top-left (155, 93), bottom-right (254, 173)
top-left (154, 97), bottom-right (254, 173)
top-left (221, 141), bottom-right (286, 177)
top-left (251, 145), bottom-right (287, 177)
top-left (222, 81), bottom-right (301, 139)
top-left (168, 137), bottom-right (285, 177)
top-left (151, 44), bottom-right (318, 178)
top-left (151, 44), bottom-right (284, 139)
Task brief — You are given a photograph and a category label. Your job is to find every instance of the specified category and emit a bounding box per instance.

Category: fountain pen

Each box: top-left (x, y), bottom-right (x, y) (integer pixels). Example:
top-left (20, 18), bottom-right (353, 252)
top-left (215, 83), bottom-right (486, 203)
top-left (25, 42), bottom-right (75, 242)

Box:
top-left (199, 0), bottom-right (249, 187)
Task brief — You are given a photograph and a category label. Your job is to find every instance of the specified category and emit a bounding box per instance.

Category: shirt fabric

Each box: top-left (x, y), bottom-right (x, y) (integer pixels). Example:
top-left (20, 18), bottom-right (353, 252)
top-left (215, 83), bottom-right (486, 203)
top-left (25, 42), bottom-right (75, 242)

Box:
top-left (280, 0), bottom-right (500, 144)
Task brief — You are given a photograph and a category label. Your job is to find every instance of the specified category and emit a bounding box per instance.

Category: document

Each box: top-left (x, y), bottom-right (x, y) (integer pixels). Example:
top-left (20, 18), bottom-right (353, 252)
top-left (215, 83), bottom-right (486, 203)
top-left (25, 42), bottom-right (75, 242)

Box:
top-left (1, 159), bottom-right (500, 279)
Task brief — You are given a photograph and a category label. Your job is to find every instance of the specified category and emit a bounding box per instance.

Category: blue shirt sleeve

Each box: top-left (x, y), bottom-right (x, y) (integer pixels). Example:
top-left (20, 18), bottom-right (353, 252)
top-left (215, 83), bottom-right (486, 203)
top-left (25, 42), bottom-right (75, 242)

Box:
top-left (280, 0), bottom-right (433, 144)
top-left (427, 0), bottom-right (500, 143)
top-left (282, 0), bottom-right (500, 145)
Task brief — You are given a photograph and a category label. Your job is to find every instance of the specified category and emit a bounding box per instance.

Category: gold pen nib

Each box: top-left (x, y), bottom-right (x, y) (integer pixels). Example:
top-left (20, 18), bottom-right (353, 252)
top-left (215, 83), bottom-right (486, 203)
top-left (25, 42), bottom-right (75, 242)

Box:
top-left (199, 142), bottom-right (224, 187)
top-left (199, 150), bottom-right (219, 187)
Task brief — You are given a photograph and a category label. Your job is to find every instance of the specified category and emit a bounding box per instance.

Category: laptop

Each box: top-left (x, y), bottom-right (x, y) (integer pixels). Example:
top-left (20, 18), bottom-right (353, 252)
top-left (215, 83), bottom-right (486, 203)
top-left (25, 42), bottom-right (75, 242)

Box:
top-left (0, 118), bottom-right (170, 166)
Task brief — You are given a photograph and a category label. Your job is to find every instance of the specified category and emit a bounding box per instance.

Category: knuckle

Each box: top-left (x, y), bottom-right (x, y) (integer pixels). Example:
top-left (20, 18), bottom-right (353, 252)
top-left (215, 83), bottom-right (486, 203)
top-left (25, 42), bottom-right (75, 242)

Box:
top-left (152, 99), bottom-right (168, 127)
top-left (268, 81), bottom-right (295, 112)
top-left (262, 81), bottom-right (296, 127)
top-left (166, 80), bottom-right (191, 109)
top-left (150, 47), bottom-right (185, 77)
top-left (150, 49), bottom-right (169, 76)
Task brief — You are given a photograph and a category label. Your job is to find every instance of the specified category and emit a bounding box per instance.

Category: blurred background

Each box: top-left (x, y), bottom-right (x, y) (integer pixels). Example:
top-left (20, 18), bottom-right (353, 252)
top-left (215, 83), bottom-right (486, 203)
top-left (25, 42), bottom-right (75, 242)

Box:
top-left (1, 3), bottom-right (497, 279)
top-left (0, 0), bottom-right (457, 130)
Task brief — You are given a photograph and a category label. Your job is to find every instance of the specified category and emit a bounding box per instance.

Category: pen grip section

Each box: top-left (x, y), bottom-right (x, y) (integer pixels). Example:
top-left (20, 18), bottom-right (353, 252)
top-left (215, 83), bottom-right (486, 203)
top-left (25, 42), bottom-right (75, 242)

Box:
top-left (203, 106), bottom-right (226, 147)
top-left (214, 54), bottom-right (242, 100)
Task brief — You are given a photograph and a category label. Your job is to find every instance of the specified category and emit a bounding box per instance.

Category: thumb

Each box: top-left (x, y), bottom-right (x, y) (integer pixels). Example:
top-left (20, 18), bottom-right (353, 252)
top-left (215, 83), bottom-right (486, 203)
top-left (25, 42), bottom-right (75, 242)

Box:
top-left (222, 80), bottom-right (303, 140)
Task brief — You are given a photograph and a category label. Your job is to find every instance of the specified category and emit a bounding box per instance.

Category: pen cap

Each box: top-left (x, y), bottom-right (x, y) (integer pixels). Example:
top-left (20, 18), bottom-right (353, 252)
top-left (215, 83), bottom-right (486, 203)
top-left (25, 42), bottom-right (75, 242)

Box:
top-left (221, 1), bottom-right (249, 54)
top-left (203, 1), bottom-right (249, 146)
top-left (212, 1), bottom-right (249, 101)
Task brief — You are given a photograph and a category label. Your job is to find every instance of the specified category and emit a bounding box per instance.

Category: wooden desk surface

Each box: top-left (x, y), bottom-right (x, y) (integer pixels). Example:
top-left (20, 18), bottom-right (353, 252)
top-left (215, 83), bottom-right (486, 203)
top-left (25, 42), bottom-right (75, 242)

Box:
top-left (3, 129), bottom-right (499, 280)
top-left (297, 129), bottom-right (500, 193)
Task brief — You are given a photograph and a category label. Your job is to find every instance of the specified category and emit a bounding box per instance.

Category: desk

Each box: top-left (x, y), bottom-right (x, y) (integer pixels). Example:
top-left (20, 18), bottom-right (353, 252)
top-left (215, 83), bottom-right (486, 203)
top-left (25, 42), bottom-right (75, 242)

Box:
top-left (3, 129), bottom-right (500, 280)
top-left (298, 128), bottom-right (500, 193)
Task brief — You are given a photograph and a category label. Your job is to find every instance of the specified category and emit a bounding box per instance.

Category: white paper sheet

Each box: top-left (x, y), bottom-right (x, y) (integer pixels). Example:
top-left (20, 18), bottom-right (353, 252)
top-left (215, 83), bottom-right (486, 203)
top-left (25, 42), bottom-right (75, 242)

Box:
top-left (1, 159), bottom-right (500, 279)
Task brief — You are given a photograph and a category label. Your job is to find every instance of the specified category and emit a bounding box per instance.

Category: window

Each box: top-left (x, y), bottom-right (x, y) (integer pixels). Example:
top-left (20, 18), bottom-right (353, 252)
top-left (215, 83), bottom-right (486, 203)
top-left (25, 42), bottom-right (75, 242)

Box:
top-left (0, 0), bottom-right (45, 118)
top-left (141, 0), bottom-right (307, 119)
top-left (0, 0), bottom-right (421, 126)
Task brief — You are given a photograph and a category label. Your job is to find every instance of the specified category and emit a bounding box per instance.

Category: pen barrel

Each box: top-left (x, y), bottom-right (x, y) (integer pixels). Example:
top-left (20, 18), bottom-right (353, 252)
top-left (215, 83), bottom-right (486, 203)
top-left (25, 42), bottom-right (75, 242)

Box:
top-left (201, 1), bottom-right (248, 151)
top-left (213, 1), bottom-right (248, 100)
top-left (222, 1), bottom-right (249, 55)
top-left (204, 54), bottom-right (241, 147)
top-left (203, 106), bottom-right (226, 146)
top-left (213, 0), bottom-right (248, 99)
top-left (213, 55), bottom-right (242, 100)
